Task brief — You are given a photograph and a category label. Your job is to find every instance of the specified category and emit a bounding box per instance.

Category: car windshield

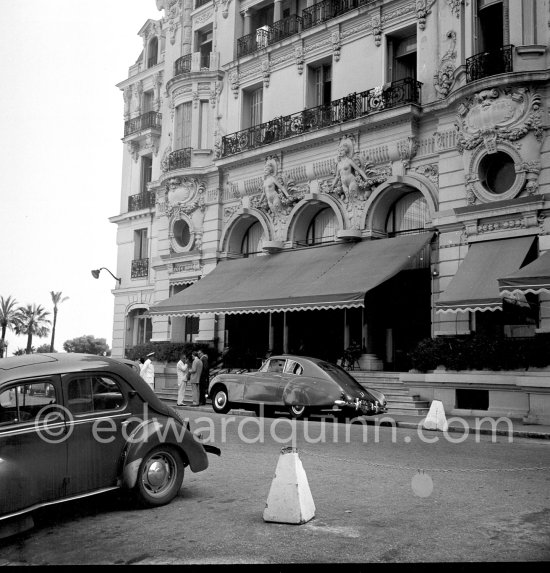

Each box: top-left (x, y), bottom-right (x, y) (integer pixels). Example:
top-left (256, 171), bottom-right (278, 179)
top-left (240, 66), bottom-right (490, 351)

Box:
top-left (317, 361), bottom-right (368, 395)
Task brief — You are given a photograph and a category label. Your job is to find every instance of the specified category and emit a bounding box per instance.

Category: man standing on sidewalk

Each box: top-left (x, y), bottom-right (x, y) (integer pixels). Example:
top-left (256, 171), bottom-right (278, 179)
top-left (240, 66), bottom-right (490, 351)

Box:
top-left (198, 349), bottom-right (210, 405)
top-left (188, 351), bottom-right (203, 407)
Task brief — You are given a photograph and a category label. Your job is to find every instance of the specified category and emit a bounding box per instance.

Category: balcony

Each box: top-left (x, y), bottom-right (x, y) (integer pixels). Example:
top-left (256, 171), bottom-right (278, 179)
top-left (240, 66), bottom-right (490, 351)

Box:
top-left (166, 147), bottom-right (192, 171)
top-left (466, 45), bottom-right (514, 83)
top-left (128, 191), bottom-right (156, 212)
top-left (221, 78), bottom-right (421, 157)
top-left (131, 258), bottom-right (149, 279)
top-left (173, 52), bottom-right (219, 76)
top-left (195, 0), bottom-right (211, 7)
top-left (302, 0), bottom-right (372, 30)
top-left (174, 54), bottom-right (192, 76)
top-left (236, 0), bottom-right (374, 57)
top-left (124, 111), bottom-right (162, 137)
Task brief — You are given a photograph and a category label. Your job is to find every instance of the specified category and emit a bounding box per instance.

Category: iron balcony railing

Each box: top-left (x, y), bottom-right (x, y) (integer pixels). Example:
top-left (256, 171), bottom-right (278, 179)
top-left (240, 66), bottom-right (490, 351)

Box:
top-left (167, 147), bottom-right (192, 171)
top-left (131, 258), bottom-right (149, 279)
top-left (268, 15), bottom-right (303, 46)
top-left (302, 0), bottom-right (372, 30)
top-left (174, 53), bottom-right (192, 76)
top-left (221, 77), bottom-right (421, 157)
top-left (195, 0), bottom-right (211, 7)
top-left (237, 0), bottom-right (374, 56)
top-left (128, 191), bottom-right (156, 212)
top-left (466, 45), bottom-right (514, 83)
top-left (124, 111), bottom-right (162, 137)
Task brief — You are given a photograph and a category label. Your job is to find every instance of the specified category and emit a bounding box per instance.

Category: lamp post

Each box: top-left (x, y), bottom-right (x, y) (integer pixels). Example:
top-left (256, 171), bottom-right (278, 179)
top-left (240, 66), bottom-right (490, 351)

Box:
top-left (91, 267), bottom-right (121, 285)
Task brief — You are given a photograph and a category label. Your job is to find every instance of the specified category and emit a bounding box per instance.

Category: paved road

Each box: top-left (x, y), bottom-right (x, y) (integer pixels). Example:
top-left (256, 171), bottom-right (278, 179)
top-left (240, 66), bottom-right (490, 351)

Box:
top-left (1, 411), bottom-right (549, 564)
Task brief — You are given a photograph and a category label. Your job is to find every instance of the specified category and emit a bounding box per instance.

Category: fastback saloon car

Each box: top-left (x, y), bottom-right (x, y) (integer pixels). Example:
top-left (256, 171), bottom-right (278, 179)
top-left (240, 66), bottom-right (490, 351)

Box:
top-left (0, 353), bottom-right (220, 538)
top-left (208, 354), bottom-right (387, 419)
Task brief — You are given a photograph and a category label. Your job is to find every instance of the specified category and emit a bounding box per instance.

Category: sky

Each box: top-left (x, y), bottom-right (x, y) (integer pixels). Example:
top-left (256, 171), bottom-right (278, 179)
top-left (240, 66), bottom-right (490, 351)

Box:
top-left (0, 0), bottom-right (158, 355)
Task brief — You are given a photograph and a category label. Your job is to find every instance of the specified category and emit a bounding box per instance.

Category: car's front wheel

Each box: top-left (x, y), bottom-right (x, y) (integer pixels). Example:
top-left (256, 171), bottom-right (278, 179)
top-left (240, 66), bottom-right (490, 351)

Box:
top-left (134, 446), bottom-right (184, 507)
top-left (288, 404), bottom-right (309, 420)
top-left (211, 386), bottom-right (231, 414)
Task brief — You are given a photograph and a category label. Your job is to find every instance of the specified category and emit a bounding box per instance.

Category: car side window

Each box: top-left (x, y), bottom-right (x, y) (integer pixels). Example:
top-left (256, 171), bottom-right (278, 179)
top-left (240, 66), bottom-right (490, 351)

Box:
top-left (267, 359), bottom-right (285, 373)
top-left (0, 381), bottom-right (56, 426)
top-left (284, 360), bottom-right (303, 375)
top-left (67, 375), bottom-right (125, 415)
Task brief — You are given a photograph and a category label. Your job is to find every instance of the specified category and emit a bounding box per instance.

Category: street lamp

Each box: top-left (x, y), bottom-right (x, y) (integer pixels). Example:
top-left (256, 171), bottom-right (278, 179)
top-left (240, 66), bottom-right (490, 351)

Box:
top-left (91, 267), bottom-right (121, 285)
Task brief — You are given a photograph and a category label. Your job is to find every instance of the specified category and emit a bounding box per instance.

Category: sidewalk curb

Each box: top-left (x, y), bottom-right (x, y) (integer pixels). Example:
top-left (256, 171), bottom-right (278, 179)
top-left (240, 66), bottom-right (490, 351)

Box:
top-left (170, 404), bottom-right (550, 440)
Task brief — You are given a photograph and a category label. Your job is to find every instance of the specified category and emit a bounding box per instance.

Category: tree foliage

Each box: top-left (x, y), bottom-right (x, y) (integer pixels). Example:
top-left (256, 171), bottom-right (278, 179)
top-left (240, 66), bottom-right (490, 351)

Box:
top-left (36, 343), bottom-right (56, 353)
top-left (63, 335), bottom-right (110, 356)
top-left (50, 291), bottom-right (69, 352)
top-left (14, 304), bottom-right (51, 354)
top-left (0, 295), bottom-right (20, 357)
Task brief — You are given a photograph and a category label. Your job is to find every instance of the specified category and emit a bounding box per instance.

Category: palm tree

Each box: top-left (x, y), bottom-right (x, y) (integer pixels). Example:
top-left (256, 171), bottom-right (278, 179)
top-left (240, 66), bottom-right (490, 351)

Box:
top-left (49, 291), bottom-right (69, 352)
top-left (14, 304), bottom-right (51, 354)
top-left (0, 295), bottom-right (20, 357)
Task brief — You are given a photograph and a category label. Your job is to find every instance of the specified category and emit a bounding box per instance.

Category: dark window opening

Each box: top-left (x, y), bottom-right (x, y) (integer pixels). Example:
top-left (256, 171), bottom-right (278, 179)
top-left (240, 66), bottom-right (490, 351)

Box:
top-left (479, 152), bottom-right (515, 194)
top-left (478, 1), bottom-right (504, 53)
top-left (456, 389), bottom-right (489, 410)
top-left (174, 219), bottom-right (191, 248)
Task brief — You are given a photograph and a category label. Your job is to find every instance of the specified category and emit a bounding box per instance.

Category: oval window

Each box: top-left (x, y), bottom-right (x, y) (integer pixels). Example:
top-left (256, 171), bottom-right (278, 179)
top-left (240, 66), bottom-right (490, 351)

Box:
top-left (479, 152), bottom-right (516, 195)
top-left (174, 219), bottom-right (191, 248)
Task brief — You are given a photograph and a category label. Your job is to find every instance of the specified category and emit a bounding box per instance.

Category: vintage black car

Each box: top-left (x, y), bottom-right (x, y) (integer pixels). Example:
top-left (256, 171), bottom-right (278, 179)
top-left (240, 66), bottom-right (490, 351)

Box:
top-left (208, 354), bottom-right (387, 419)
top-left (0, 353), bottom-right (220, 538)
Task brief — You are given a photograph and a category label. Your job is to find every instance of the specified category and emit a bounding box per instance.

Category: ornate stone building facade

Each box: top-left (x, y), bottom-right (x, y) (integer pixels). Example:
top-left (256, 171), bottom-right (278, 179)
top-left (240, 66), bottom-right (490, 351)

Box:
top-left (111, 0), bottom-right (550, 376)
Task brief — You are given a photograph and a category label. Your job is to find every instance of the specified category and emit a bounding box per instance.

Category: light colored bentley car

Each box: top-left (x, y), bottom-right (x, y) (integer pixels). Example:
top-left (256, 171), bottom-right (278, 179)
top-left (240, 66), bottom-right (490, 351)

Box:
top-left (208, 354), bottom-right (387, 419)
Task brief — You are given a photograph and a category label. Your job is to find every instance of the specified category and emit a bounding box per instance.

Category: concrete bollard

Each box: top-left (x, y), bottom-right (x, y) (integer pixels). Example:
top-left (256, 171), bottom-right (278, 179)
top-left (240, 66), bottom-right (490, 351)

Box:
top-left (263, 446), bottom-right (315, 525)
top-left (423, 399), bottom-right (449, 431)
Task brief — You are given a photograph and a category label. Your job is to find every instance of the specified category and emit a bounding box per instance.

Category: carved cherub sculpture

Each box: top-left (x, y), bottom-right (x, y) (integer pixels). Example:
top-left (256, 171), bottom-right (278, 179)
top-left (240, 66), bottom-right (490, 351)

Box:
top-left (331, 138), bottom-right (370, 201)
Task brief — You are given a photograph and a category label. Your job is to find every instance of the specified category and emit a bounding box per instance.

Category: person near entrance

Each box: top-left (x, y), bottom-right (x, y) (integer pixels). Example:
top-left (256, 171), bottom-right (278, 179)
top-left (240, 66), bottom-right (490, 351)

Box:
top-left (197, 349), bottom-right (209, 405)
top-left (139, 352), bottom-right (155, 390)
top-left (176, 352), bottom-right (189, 406)
top-left (188, 351), bottom-right (203, 407)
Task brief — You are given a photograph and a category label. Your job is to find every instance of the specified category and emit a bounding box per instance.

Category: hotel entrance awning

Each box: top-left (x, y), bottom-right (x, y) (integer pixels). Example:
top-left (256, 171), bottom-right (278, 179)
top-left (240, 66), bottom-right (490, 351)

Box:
top-left (149, 232), bottom-right (433, 317)
top-left (435, 236), bottom-right (535, 313)
top-left (498, 249), bottom-right (550, 296)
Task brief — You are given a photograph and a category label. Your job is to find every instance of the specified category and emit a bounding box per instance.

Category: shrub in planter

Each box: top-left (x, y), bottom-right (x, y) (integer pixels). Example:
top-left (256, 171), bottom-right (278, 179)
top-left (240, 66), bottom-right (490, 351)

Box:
top-left (409, 334), bottom-right (550, 372)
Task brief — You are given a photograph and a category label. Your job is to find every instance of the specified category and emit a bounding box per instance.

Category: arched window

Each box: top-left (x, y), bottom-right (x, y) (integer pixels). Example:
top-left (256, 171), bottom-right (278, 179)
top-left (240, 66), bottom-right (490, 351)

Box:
top-left (241, 221), bottom-right (264, 257)
top-left (147, 37), bottom-right (158, 68)
top-left (306, 207), bottom-right (336, 245)
top-left (385, 192), bottom-right (429, 235)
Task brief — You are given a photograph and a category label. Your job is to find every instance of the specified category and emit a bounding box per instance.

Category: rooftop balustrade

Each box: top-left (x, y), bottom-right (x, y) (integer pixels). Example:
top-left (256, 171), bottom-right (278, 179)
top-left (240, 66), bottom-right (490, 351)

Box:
top-left (220, 78), bottom-right (421, 157)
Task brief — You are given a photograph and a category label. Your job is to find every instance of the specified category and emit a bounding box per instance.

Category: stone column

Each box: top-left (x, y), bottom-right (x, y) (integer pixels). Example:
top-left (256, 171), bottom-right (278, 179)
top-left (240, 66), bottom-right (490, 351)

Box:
top-left (283, 312), bottom-right (288, 353)
top-left (269, 313), bottom-right (275, 351)
top-left (274, 0), bottom-right (283, 22)
top-left (243, 9), bottom-right (253, 36)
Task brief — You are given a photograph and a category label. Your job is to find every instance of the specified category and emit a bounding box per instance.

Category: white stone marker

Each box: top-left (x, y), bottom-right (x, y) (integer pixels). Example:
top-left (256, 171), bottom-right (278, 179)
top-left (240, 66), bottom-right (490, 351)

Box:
top-left (263, 447), bottom-right (316, 524)
top-left (423, 399), bottom-right (449, 432)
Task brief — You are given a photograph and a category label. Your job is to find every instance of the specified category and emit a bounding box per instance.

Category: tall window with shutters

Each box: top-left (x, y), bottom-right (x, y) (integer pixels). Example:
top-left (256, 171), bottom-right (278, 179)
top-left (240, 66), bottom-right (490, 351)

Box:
top-left (175, 102), bottom-right (192, 150)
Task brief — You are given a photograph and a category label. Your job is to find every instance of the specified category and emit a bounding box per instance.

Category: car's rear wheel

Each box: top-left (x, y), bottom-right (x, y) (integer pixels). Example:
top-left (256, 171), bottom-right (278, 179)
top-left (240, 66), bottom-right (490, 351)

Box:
top-left (134, 446), bottom-right (184, 507)
top-left (288, 404), bottom-right (309, 420)
top-left (211, 386), bottom-right (231, 414)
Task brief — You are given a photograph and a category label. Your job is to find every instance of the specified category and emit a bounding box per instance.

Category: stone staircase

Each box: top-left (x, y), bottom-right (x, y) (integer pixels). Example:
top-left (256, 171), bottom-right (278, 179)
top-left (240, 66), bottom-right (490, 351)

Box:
top-left (351, 371), bottom-right (430, 416)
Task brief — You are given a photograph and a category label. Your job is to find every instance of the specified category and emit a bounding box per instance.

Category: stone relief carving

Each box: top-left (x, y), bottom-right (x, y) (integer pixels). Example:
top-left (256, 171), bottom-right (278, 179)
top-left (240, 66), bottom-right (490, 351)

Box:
top-left (434, 31), bottom-right (457, 98)
top-left (214, 0), bottom-right (232, 19)
top-left (163, 177), bottom-right (206, 219)
top-left (331, 31), bottom-right (341, 62)
top-left (123, 86), bottom-right (133, 120)
top-left (261, 59), bottom-right (271, 88)
top-left (456, 86), bottom-right (544, 203)
top-left (229, 70), bottom-right (239, 98)
top-left (127, 141), bottom-right (140, 163)
top-left (412, 164), bottom-right (439, 185)
top-left (371, 16), bottom-right (382, 47)
top-left (294, 45), bottom-right (304, 75)
top-left (159, 0), bottom-right (182, 46)
top-left (456, 87), bottom-right (543, 154)
top-left (447, 0), bottom-right (463, 18)
top-left (160, 145), bottom-right (172, 173)
top-left (416, 0), bottom-right (436, 31)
